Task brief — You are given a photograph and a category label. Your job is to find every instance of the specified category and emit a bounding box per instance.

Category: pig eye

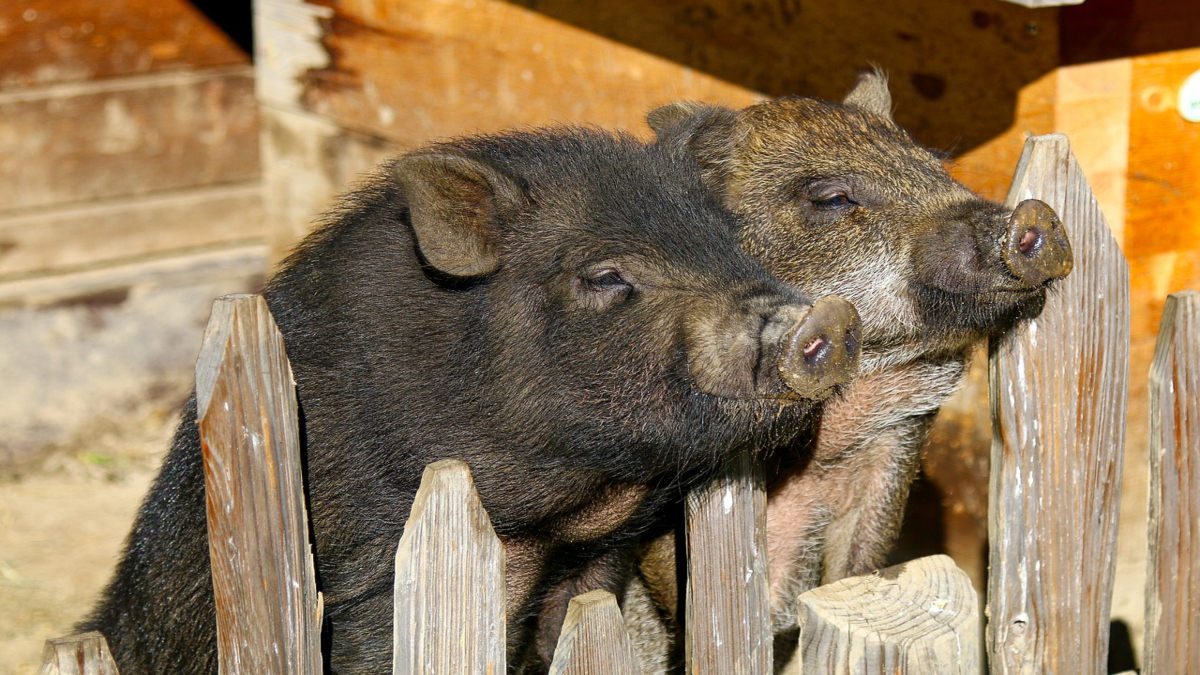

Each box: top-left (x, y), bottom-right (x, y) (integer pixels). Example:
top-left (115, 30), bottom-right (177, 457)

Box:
top-left (579, 268), bottom-right (632, 293)
top-left (811, 193), bottom-right (856, 210)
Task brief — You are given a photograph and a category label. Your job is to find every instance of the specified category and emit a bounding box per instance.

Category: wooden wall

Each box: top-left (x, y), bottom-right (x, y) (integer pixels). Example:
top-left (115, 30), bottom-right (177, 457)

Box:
top-left (0, 0), bottom-right (264, 283)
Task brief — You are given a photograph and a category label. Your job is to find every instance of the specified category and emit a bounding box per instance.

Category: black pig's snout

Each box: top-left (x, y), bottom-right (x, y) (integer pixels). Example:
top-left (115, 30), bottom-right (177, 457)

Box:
top-left (1003, 199), bottom-right (1073, 287)
top-left (777, 296), bottom-right (861, 400)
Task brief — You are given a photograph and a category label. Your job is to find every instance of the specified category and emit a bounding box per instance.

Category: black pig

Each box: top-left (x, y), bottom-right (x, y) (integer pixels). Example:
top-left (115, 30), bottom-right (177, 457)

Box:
top-left (630, 69), bottom-right (1072, 670)
top-left (80, 128), bottom-right (862, 674)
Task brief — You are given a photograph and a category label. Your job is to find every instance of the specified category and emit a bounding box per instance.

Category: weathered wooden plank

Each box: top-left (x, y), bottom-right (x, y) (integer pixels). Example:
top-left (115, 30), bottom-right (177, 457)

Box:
top-left (393, 459), bottom-right (506, 674)
top-left (0, 182), bottom-right (263, 279)
top-left (196, 294), bottom-right (322, 675)
top-left (548, 590), bottom-right (641, 675)
top-left (255, 0), bottom-right (762, 146)
top-left (987, 133), bottom-right (1130, 674)
top-left (785, 555), bottom-right (979, 675)
top-left (685, 452), bottom-right (771, 675)
top-left (0, 68), bottom-right (259, 213)
top-left (38, 632), bottom-right (120, 675)
top-left (1144, 290), bottom-right (1200, 675)
top-left (0, 0), bottom-right (247, 90)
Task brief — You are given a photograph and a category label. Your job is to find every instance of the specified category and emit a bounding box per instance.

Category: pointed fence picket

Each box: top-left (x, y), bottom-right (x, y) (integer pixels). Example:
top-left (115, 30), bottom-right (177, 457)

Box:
top-left (39, 133), bottom-right (1199, 675)
top-left (1143, 291), bottom-right (1200, 675)
top-left (987, 133), bottom-right (1131, 675)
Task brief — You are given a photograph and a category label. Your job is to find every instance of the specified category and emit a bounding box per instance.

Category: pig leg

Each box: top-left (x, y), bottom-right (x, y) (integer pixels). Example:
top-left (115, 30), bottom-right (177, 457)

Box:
top-left (767, 359), bottom-right (962, 629)
top-left (816, 413), bottom-right (934, 582)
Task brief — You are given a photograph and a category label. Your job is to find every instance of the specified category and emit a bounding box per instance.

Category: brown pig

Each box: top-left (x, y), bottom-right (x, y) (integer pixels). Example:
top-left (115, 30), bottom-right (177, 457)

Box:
top-left (629, 69), bottom-right (1072, 671)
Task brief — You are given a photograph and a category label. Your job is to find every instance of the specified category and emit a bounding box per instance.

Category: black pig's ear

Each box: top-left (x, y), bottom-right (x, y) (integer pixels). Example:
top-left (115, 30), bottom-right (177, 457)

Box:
top-left (843, 67), bottom-right (894, 121)
top-left (393, 153), bottom-right (525, 277)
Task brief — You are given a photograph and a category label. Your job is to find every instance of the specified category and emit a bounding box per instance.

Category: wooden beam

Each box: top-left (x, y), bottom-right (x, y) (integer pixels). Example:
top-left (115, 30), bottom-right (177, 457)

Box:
top-left (254, 0), bottom-right (761, 146)
top-left (987, 134), bottom-right (1130, 674)
top-left (0, 182), bottom-right (263, 280)
top-left (0, 68), bottom-right (259, 213)
top-left (1144, 291), bottom-right (1200, 674)
top-left (0, 0), bottom-right (247, 90)
top-left (197, 294), bottom-right (323, 675)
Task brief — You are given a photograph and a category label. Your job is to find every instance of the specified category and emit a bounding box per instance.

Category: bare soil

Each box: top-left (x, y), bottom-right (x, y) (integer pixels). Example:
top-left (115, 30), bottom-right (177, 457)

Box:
top-left (0, 415), bottom-right (174, 675)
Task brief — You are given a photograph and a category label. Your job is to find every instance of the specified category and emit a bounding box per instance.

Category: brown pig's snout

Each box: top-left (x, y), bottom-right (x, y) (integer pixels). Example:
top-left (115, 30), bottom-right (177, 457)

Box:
top-left (1002, 199), bottom-right (1074, 287)
top-left (773, 296), bottom-right (861, 400)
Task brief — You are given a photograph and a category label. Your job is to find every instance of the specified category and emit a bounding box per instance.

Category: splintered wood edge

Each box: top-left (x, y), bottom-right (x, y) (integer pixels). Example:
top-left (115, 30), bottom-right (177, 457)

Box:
top-left (393, 459), bottom-right (506, 673)
top-left (40, 632), bottom-right (120, 675)
top-left (794, 555), bottom-right (980, 673)
top-left (195, 293), bottom-right (260, 417)
top-left (1144, 290), bottom-right (1200, 675)
top-left (549, 590), bottom-right (641, 675)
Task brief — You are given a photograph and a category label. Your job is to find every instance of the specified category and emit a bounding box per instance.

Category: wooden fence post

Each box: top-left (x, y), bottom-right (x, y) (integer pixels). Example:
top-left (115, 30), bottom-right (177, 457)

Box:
top-left (548, 590), bottom-right (641, 675)
top-left (39, 632), bottom-right (120, 675)
top-left (685, 452), bottom-right (772, 675)
top-left (987, 134), bottom-right (1130, 674)
top-left (784, 555), bottom-right (979, 674)
top-left (196, 293), bottom-right (323, 675)
top-left (393, 459), bottom-right (506, 674)
top-left (1143, 290), bottom-right (1200, 674)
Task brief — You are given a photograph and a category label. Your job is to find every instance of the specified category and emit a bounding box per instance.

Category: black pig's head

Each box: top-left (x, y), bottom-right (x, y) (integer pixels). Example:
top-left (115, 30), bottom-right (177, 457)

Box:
top-left (383, 131), bottom-right (861, 485)
top-left (648, 71), bottom-right (1072, 369)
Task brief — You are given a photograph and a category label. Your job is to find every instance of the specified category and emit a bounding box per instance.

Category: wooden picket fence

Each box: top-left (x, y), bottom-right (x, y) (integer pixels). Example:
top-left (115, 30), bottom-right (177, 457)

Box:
top-left (41, 134), bottom-right (1198, 675)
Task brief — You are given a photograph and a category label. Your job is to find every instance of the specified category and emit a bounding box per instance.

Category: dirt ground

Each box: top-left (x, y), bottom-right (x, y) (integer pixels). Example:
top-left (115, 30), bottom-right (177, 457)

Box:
top-left (0, 414), bottom-right (175, 675)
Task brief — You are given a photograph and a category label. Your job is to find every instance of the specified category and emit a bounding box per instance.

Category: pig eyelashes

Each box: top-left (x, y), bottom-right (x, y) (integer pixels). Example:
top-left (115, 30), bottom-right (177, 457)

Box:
top-left (573, 267), bottom-right (635, 308)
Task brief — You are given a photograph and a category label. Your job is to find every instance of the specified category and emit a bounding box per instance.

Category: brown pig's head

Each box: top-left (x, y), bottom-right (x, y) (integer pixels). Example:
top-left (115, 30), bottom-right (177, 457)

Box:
top-left (648, 70), bottom-right (1072, 368)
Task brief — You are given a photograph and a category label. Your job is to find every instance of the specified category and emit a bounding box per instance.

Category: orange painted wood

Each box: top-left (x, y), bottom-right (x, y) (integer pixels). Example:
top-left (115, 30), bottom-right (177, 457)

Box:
top-left (988, 134), bottom-right (1130, 674)
top-left (197, 294), bottom-right (323, 675)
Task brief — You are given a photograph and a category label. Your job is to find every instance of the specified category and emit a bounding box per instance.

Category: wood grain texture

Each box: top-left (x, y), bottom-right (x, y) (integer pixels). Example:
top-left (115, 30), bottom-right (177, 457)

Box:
top-left (255, 0), bottom-right (761, 146)
top-left (0, 0), bottom-right (247, 90)
top-left (786, 555), bottom-right (979, 675)
top-left (393, 459), bottom-right (506, 674)
top-left (196, 294), bottom-right (322, 675)
top-left (0, 68), bottom-right (260, 213)
top-left (38, 632), bottom-right (120, 675)
top-left (548, 590), bottom-right (641, 675)
top-left (987, 134), bottom-right (1131, 674)
top-left (685, 452), bottom-right (771, 675)
top-left (1144, 290), bottom-right (1200, 675)
top-left (0, 182), bottom-right (264, 280)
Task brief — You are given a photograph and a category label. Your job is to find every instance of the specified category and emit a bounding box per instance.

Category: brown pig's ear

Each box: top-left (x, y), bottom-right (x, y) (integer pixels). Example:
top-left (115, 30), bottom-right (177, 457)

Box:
top-left (646, 102), bottom-right (740, 192)
top-left (392, 153), bottom-right (525, 277)
top-left (843, 67), bottom-right (894, 121)
top-left (646, 101), bottom-right (716, 139)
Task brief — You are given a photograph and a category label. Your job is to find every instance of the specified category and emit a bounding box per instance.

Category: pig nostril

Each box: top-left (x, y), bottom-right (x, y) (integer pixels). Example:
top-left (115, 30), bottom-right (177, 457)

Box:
top-left (1018, 227), bottom-right (1040, 256)
top-left (802, 336), bottom-right (827, 361)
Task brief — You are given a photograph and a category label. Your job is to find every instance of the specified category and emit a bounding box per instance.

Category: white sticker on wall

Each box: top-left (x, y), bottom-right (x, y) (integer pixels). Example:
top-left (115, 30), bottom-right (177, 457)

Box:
top-left (1180, 69), bottom-right (1200, 123)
